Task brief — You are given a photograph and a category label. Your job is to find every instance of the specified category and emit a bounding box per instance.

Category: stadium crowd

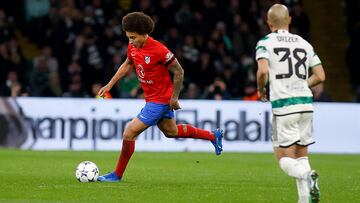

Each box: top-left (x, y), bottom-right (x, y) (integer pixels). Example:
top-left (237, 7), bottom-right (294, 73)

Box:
top-left (0, 0), bottom-right (319, 100)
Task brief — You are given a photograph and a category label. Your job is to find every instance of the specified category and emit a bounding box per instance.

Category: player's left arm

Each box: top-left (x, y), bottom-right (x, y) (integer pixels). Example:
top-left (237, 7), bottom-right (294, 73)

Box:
top-left (307, 48), bottom-right (325, 88)
top-left (308, 64), bottom-right (325, 88)
top-left (167, 59), bottom-right (184, 110)
top-left (256, 58), bottom-right (269, 102)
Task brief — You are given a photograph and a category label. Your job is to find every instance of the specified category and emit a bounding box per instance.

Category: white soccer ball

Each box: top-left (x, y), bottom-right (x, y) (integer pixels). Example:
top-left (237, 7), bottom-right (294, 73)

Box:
top-left (75, 161), bottom-right (99, 182)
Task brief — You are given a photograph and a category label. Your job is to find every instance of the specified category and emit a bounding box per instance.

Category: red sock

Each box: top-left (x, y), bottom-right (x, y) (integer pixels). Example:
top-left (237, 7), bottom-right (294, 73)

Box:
top-left (177, 124), bottom-right (215, 141)
top-left (115, 140), bottom-right (135, 178)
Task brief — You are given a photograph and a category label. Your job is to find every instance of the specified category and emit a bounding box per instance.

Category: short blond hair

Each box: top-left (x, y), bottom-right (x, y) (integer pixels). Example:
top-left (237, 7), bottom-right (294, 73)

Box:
top-left (267, 4), bottom-right (290, 28)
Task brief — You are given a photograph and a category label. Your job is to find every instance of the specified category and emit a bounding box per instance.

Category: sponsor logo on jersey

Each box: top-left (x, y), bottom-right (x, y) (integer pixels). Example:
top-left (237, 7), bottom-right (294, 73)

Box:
top-left (136, 65), bottom-right (145, 78)
top-left (144, 56), bottom-right (150, 64)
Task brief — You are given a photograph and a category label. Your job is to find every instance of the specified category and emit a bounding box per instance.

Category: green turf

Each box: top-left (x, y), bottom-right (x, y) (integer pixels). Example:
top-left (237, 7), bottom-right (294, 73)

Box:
top-left (0, 149), bottom-right (359, 203)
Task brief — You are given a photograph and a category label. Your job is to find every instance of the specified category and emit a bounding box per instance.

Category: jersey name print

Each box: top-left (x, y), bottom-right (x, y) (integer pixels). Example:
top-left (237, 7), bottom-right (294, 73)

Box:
top-left (255, 30), bottom-right (322, 115)
top-left (276, 36), bottom-right (299, 43)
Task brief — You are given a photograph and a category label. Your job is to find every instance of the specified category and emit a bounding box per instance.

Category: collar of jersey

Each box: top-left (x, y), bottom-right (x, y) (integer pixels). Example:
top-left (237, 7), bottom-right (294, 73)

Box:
top-left (141, 36), bottom-right (153, 49)
top-left (274, 29), bottom-right (289, 33)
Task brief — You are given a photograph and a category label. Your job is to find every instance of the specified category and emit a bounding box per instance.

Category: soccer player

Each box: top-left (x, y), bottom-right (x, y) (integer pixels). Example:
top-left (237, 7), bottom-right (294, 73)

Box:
top-left (96, 12), bottom-right (223, 182)
top-left (256, 4), bottom-right (325, 203)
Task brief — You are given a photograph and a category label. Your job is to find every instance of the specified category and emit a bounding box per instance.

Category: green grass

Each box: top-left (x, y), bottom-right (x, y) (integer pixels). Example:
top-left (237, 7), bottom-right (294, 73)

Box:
top-left (0, 149), bottom-right (359, 203)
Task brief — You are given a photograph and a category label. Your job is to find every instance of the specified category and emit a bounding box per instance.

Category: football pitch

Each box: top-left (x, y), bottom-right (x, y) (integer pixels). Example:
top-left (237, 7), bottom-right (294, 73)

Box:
top-left (0, 149), bottom-right (359, 203)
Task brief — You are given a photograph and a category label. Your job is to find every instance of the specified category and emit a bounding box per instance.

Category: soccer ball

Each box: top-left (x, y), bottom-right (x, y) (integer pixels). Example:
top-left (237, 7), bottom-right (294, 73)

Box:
top-left (75, 161), bottom-right (99, 182)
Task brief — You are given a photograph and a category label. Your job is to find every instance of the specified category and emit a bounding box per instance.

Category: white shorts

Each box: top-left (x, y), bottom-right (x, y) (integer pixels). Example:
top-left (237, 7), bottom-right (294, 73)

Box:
top-left (272, 112), bottom-right (315, 148)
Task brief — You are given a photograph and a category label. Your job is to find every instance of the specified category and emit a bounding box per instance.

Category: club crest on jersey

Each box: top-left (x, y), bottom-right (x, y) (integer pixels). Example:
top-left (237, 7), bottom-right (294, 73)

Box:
top-left (144, 56), bottom-right (150, 64)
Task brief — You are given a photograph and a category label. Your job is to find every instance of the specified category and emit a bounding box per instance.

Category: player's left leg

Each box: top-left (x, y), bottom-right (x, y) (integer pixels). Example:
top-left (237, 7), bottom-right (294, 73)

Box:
top-left (157, 118), bottom-right (223, 155)
top-left (295, 146), bottom-right (311, 203)
top-left (98, 117), bottom-right (148, 182)
top-left (273, 114), bottom-right (309, 179)
top-left (275, 146), bottom-right (309, 179)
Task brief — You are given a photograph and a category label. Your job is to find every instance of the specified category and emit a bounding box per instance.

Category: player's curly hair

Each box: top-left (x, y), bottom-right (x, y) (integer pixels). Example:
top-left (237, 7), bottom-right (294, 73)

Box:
top-left (122, 12), bottom-right (154, 35)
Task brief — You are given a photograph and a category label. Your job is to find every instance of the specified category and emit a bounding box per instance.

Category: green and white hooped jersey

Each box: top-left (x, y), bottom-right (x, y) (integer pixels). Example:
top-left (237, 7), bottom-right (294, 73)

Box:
top-left (255, 30), bottom-right (322, 115)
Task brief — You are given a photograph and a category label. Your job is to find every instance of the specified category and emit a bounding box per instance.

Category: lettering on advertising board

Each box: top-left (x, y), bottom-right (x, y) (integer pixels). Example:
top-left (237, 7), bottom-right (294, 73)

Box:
top-left (19, 105), bottom-right (272, 150)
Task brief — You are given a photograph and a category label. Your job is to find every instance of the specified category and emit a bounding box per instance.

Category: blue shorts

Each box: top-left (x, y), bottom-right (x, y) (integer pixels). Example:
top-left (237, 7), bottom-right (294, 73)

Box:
top-left (137, 102), bottom-right (174, 126)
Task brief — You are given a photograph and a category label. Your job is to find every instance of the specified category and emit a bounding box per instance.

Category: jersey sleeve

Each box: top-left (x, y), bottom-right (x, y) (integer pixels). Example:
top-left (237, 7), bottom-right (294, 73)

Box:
top-left (255, 39), bottom-right (270, 61)
top-left (308, 48), bottom-right (322, 68)
top-left (158, 44), bottom-right (175, 67)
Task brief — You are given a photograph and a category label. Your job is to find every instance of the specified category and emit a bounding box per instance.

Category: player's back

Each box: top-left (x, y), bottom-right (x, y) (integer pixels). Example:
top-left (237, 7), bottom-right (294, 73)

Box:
top-left (256, 30), bottom-right (321, 115)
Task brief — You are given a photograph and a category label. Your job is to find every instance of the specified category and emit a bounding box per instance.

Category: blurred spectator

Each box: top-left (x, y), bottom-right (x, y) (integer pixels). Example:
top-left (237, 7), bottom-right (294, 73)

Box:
top-left (10, 82), bottom-right (23, 97)
top-left (215, 21), bottom-right (233, 53)
top-left (236, 21), bottom-right (257, 56)
top-left (118, 68), bottom-right (139, 98)
top-left (0, 70), bottom-right (20, 96)
top-left (130, 86), bottom-right (144, 99)
top-left (63, 73), bottom-right (89, 97)
top-left (175, 3), bottom-right (193, 33)
top-left (290, 3), bottom-right (310, 41)
top-left (79, 28), bottom-right (106, 88)
top-left (222, 65), bottom-right (244, 98)
top-left (163, 27), bottom-right (181, 53)
top-left (0, 37), bottom-right (26, 86)
top-left (63, 60), bottom-right (82, 89)
top-left (200, 0), bottom-right (219, 35)
top-left (204, 78), bottom-right (231, 100)
top-left (183, 83), bottom-right (201, 99)
top-left (7, 39), bottom-right (26, 71)
top-left (33, 46), bottom-right (58, 73)
top-left (0, 9), bottom-right (15, 43)
top-left (30, 57), bottom-right (50, 96)
top-left (130, 0), bottom-right (155, 16)
top-left (182, 35), bottom-right (199, 64)
top-left (25, 0), bottom-right (50, 21)
top-left (24, 0), bottom-right (50, 45)
top-left (155, 0), bottom-right (176, 37)
top-left (41, 72), bottom-right (63, 97)
top-left (0, 70), bottom-right (29, 97)
top-left (188, 52), bottom-right (216, 91)
top-left (240, 54), bottom-right (256, 82)
top-left (242, 81), bottom-right (260, 101)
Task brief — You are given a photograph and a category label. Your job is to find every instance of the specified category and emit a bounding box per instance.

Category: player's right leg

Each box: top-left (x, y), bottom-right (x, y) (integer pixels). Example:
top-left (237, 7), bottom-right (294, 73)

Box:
top-left (273, 114), bottom-right (314, 202)
top-left (98, 117), bottom-right (148, 182)
top-left (273, 114), bottom-right (309, 178)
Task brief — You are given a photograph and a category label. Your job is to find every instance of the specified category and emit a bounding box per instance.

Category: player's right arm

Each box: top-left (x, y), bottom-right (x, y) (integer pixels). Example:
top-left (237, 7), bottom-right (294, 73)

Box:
top-left (256, 58), bottom-right (269, 102)
top-left (308, 64), bottom-right (325, 88)
top-left (98, 58), bottom-right (134, 97)
top-left (255, 37), bottom-right (270, 102)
